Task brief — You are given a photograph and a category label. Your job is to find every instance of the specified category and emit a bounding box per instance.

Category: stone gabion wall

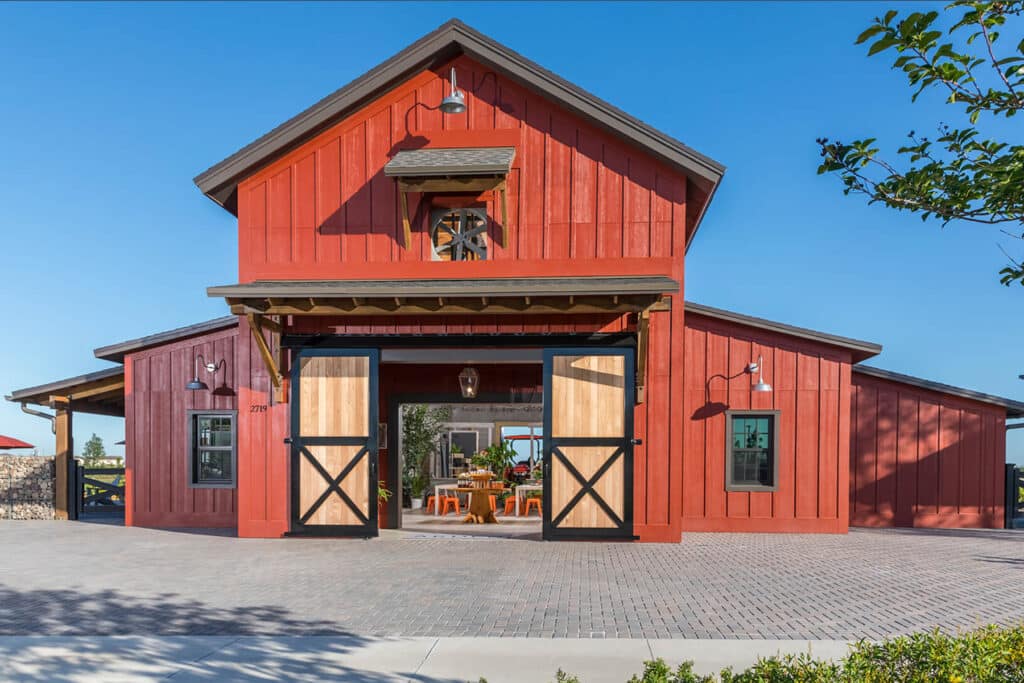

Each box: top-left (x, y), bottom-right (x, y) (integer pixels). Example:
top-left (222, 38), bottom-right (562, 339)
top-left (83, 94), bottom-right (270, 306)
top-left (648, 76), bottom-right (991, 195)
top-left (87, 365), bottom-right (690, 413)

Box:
top-left (0, 455), bottom-right (55, 520)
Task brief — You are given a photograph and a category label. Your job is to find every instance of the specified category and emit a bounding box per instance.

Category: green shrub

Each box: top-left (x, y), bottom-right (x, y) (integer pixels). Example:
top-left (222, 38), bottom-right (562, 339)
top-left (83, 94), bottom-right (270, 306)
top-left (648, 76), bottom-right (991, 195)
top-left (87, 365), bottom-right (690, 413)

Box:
top-left (547, 625), bottom-right (1024, 683)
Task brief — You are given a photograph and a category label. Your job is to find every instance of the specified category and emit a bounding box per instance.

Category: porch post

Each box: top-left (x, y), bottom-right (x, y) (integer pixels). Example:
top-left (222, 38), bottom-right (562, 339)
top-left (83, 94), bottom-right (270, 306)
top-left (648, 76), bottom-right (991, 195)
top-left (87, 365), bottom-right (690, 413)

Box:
top-left (53, 404), bottom-right (74, 521)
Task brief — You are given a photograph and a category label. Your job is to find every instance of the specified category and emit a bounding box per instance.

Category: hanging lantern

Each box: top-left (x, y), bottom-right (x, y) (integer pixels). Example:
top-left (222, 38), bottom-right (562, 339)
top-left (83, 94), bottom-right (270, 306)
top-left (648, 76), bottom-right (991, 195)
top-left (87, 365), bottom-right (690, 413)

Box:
top-left (458, 367), bottom-right (480, 399)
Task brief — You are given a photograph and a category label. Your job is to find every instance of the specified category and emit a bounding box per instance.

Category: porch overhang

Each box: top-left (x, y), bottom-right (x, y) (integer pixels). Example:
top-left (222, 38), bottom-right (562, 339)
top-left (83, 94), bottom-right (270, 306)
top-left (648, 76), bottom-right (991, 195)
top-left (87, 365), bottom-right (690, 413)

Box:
top-left (6, 366), bottom-right (125, 418)
top-left (208, 276), bottom-right (678, 317)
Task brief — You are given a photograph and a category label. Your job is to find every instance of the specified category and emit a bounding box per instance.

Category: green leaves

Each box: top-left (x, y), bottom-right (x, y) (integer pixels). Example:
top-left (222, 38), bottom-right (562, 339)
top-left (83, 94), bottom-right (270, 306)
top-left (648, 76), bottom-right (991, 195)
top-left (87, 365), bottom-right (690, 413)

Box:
top-left (820, 0), bottom-right (1024, 287)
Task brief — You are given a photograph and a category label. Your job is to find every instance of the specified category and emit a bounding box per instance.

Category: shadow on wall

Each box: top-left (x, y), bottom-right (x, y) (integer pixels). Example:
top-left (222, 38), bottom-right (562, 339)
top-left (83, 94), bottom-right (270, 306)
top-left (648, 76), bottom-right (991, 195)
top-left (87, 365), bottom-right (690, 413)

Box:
top-left (851, 395), bottom-right (1007, 529)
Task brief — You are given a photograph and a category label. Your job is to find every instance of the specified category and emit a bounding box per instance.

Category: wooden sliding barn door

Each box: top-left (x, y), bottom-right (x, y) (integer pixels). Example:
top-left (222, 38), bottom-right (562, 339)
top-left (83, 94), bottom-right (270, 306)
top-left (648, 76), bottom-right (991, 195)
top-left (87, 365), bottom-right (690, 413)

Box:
top-left (290, 349), bottom-right (378, 537)
top-left (543, 348), bottom-right (634, 540)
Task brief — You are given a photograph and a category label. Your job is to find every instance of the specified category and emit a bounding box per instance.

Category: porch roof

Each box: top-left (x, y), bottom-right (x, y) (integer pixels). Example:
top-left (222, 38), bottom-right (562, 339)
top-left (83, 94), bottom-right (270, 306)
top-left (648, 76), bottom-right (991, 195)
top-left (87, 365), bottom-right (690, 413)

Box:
top-left (384, 146), bottom-right (515, 178)
top-left (208, 275), bottom-right (677, 316)
top-left (5, 366), bottom-right (125, 417)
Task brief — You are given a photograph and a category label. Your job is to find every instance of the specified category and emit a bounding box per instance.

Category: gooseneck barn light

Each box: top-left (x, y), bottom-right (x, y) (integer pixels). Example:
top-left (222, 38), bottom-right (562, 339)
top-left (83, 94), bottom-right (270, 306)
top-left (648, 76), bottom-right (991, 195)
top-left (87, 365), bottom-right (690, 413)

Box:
top-left (439, 67), bottom-right (466, 114)
top-left (458, 367), bottom-right (480, 398)
top-left (186, 354), bottom-right (225, 391)
top-left (747, 355), bottom-right (773, 393)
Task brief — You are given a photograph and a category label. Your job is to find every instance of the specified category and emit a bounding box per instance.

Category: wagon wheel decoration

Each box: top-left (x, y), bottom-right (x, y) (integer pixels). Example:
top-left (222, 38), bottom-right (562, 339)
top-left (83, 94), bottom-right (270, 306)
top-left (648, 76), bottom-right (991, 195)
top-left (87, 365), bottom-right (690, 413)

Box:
top-left (430, 207), bottom-right (488, 261)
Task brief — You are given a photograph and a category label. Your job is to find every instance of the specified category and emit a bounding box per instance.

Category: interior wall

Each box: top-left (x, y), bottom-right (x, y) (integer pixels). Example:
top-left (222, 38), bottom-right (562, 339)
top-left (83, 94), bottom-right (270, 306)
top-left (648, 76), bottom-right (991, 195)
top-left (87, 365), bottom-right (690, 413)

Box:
top-left (380, 363), bottom-right (544, 528)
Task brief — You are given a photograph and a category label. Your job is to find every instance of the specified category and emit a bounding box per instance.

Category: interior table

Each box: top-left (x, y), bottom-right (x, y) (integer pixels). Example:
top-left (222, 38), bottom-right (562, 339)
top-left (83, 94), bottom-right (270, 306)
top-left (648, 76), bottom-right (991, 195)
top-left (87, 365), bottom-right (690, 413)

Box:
top-left (433, 483), bottom-right (460, 516)
top-left (515, 483), bottom-right (543, 516)
top-left (454, 486), bottom-right (504, 524)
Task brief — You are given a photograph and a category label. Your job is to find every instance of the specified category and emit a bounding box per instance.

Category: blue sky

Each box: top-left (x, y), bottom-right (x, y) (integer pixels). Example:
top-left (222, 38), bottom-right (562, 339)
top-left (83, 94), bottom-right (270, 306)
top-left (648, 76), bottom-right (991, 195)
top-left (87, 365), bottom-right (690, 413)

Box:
top-left (0, 2), bottom-right (1021, 461)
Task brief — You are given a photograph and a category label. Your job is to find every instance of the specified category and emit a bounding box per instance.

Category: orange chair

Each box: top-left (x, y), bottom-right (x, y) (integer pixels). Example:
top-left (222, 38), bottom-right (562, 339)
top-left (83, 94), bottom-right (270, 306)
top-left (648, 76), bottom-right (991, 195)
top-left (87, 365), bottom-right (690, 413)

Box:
top-left (524, 497), bottom-right (542, 516)
top-left (441, 496), bottom-right (461, 515)
top-left (425, 495), bottom-right (442, 513)
top-left (503, 497), bottom-right (516, 515)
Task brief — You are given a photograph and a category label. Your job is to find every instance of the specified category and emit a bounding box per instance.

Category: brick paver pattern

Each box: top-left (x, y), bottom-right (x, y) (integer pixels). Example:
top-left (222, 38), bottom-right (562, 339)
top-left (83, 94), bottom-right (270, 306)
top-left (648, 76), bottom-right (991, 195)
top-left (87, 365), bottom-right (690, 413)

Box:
top-left (1, 522), bottom-right (1021, 639)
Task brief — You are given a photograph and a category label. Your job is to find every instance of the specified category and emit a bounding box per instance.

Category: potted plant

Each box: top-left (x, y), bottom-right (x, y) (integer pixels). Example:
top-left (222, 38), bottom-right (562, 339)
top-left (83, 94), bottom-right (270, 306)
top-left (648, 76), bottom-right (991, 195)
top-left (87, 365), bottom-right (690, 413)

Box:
top-left (401, 404), bottom-right (450, 508)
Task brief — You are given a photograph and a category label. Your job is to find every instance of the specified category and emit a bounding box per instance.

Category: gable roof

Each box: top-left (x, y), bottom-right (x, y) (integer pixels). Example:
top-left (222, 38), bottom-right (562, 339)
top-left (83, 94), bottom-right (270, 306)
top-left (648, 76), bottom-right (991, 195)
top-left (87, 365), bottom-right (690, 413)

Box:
top-left (93, 316), bottom-right (238, 363)
top-left (852, 365), bottom-right (1024, 418)
top-left (194, 18), bottom-right (725, 216)
top-left (685, 301), bottom-right (883, 363)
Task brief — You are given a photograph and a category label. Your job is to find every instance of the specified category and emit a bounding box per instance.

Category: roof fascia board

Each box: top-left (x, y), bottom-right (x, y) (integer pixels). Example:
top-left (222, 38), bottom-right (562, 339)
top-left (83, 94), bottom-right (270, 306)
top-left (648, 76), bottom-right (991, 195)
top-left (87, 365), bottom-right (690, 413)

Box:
top-left (93, 316), bottom-right (239, 363)
top-left (7, 366), bottom-right (125, 404)
top-left (852, 364), bottom-right (1024, 418)
top-left (685, 301), bottom-right (883, 362)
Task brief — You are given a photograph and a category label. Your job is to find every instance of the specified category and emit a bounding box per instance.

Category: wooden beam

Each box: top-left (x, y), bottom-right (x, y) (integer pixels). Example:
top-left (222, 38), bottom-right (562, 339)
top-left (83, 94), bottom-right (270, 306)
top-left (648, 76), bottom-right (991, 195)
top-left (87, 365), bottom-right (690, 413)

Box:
top-left (54, 406), bottom-right (73, 521)
top-left (68, 378), bottom-right (125, 401)
top-left (635, 307), bottom-right (652, 404)
top-left (398, 176), bottom-right (504, 194)
top-left (229, 294), bottom-right (659, 317)
top-left (499, 179), bottom-right (510, 249)
top-left (399, 189), bottom-right (412, 249)
top-left (246, 313), bottom-right (282, 389)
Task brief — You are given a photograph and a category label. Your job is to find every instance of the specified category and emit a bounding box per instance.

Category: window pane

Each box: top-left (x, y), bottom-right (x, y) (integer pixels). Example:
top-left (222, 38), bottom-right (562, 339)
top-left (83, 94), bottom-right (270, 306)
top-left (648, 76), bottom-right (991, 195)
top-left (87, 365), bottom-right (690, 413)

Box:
top-left (197, 416), bottom-right (233, 447)
top-left (730, 414), bottom-right (774, 488)
top-left (197, 449), bottom-right (232, 483)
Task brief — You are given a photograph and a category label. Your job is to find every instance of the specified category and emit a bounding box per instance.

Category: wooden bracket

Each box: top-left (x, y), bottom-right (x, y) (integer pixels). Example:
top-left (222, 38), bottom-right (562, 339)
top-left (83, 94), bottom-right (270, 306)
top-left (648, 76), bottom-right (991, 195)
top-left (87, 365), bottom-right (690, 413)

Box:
top-left (396, 175), bottom-right (511, 251)
top-left (247, 313), bottom-right (283, 390)
top-left (635, 297), bottom-right (671, 404)
top-left (399, 188), bottom-right (412, 250)
top-left (635, 307), bottom-right (652, 405)
top-left (498, 178), bottom-right (509, 249)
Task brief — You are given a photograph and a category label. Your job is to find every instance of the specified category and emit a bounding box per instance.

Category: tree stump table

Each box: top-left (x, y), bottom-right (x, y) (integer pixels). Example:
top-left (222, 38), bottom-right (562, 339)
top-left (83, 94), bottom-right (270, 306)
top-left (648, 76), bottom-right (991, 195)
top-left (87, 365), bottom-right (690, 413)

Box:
top-left (455, 486), bottom-right (502, 524)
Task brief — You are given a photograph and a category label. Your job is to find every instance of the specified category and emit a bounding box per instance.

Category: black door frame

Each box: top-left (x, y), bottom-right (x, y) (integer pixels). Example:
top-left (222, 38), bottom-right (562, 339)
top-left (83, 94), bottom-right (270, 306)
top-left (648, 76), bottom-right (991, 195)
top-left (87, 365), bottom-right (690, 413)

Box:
top-left (542, 347), bottom-right (635, 541)
top-left (288, 348), bottom-right (379, 537)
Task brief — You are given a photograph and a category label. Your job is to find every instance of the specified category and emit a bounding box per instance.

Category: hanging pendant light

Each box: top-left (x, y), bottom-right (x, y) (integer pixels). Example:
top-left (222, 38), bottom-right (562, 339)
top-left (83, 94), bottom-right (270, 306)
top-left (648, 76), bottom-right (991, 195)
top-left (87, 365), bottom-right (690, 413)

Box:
top-left (458, 367), bottom-right (479, 398)
top-left (439, 67), bottom-right (466, 114)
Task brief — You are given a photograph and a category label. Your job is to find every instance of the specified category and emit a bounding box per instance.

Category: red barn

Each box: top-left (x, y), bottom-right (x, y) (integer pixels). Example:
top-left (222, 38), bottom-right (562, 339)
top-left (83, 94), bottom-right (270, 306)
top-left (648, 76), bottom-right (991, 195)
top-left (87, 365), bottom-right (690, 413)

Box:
top-left (8, 20), bottom-right (1024, 540)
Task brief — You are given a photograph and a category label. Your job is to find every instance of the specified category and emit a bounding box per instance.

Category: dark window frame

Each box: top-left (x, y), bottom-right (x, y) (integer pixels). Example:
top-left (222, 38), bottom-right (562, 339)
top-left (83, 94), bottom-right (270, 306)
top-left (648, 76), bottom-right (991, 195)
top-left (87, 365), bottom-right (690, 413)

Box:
top-left (187, 410), bottom-right (237, 489)
top-left (725, 410), bottom-right (780, 492)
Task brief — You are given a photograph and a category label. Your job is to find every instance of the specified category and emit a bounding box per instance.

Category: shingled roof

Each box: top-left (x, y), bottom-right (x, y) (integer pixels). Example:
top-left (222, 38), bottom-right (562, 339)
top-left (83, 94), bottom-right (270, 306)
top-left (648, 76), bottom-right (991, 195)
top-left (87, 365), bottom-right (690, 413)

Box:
top-left (384, 146), bottom-right (515, 177)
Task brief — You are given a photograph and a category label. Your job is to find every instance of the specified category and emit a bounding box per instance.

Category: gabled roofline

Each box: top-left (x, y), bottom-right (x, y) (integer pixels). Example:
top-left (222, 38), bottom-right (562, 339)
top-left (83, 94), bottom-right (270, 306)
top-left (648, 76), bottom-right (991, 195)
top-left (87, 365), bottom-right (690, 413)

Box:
top-left (93, 316), bottom-right (238, 363)
top-left (194, 18), bottom-right (725, 215)
top-left (852, 365), bottom-right (1024, 418)
top-left (684, 301), bottom-right (883, 363)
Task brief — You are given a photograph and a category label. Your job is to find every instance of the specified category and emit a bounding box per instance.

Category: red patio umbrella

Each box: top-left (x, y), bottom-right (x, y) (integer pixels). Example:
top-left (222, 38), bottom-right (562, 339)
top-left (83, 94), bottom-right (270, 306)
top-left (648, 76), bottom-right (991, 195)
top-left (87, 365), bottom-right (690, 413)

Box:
top-left (0, 435), bottom-right (34, 450)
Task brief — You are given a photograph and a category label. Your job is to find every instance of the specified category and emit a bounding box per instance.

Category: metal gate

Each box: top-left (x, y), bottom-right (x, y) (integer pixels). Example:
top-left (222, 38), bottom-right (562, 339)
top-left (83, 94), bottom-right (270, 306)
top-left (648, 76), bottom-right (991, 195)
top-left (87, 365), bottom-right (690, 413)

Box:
top-left (542, 348), bottom-right (634, 540)
top-left (290, 349), bottom-right (379, 537)
top-left (1006, 464), bottom-right (1024, 529)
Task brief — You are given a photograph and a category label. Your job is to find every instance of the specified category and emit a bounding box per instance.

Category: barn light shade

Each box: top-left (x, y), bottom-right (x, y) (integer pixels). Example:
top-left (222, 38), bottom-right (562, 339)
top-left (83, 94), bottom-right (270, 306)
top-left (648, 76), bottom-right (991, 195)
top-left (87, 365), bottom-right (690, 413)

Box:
top-left (749, 354), bottom-right (773, 393)
top-left (439, 67), bottom-right (466, 114)
top-left (186, 377), bottom-right (209, 391)
top-left (458, 367), bottom-right (480, 398)
top-left (186, 354), bottom-right (223, 391)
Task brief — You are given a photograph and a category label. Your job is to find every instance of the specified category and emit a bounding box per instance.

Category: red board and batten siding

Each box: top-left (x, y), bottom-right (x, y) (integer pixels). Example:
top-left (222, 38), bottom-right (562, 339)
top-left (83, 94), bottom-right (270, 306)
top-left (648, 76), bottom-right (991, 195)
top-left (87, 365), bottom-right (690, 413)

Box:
top-left (850, 371), bottom-right (1006, 529)
top-left (124, 324), bottom-right (241, 528)
top-left (234, 54), bottom-right (689, 285)
top-left (236, 308), bottom-right (683, 542)
top-left (681, 313), bottom-right (852, 534)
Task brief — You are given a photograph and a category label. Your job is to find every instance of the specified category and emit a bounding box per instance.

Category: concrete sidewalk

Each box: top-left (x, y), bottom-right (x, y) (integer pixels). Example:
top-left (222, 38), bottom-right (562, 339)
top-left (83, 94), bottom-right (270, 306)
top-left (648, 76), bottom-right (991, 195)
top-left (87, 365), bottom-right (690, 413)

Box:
top-left (0, 636), bottom-right (853, 682)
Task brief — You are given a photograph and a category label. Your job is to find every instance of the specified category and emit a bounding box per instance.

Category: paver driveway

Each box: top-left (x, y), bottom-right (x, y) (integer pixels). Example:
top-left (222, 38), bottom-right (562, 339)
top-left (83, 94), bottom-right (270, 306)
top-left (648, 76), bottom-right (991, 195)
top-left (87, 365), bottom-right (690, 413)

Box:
top-left (0, 521), bottom-right (1021, 639)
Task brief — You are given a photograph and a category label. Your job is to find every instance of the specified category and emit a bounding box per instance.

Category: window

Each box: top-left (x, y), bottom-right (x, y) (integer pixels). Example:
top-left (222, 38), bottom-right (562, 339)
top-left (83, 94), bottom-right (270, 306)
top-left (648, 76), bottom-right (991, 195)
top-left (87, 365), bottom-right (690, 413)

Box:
top-left (188, 411), bottom-right (236, 488)
top-left (726, 411), bottom-right (779, 491)
top-left (430, 207), bottom-right (488, 261)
